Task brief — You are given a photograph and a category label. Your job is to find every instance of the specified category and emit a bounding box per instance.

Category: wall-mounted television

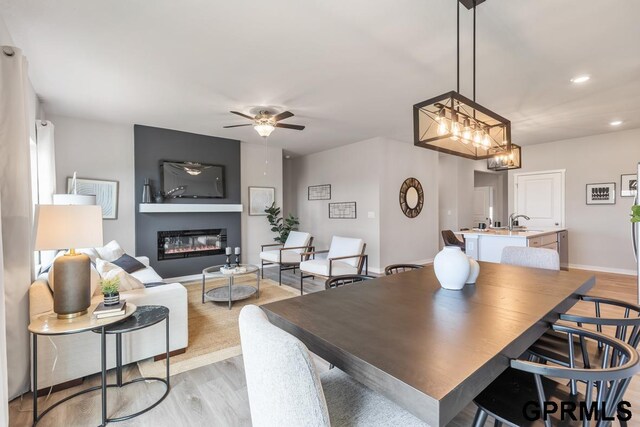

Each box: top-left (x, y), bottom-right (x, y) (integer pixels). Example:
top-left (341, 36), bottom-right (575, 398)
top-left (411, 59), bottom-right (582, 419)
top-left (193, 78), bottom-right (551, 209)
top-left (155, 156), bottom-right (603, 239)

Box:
top-left (161, 161), bottom-right (225, 198)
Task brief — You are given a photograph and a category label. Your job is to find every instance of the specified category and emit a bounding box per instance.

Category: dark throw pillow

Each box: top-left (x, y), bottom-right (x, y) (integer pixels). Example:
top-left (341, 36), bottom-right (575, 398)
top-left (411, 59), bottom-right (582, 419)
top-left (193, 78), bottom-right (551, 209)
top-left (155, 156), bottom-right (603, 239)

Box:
top-left (111, 254), bottom-right (146, 274)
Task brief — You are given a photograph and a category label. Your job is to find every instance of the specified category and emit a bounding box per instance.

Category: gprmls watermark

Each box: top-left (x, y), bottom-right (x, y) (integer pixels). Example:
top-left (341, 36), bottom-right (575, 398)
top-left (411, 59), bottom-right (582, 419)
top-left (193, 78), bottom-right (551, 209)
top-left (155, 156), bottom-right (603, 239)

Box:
top-left (523, 401), bottom-right (632, 422)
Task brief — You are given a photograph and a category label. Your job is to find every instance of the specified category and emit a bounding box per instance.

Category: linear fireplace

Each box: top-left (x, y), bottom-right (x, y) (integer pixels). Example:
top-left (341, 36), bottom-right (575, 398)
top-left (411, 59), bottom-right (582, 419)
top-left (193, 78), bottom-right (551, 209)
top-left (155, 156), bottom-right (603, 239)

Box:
top-left (157, 229), bottom-right (227, 260)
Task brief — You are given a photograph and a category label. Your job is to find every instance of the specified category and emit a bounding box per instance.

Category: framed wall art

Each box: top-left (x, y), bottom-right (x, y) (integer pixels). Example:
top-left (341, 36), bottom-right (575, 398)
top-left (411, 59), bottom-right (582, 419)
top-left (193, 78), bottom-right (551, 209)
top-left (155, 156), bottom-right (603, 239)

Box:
top-left (586, 182), bottom-right (616, 205)
top-left (620, 174), bottom-right (637, 197)
top-left (308, 184), bottom-right (331, 200)
top-left (248, 186), bottom-right (275, 216)
top-left (329, 202), bottom-right (356, 219)
top-left (66, 177), bottom-right (119, 219)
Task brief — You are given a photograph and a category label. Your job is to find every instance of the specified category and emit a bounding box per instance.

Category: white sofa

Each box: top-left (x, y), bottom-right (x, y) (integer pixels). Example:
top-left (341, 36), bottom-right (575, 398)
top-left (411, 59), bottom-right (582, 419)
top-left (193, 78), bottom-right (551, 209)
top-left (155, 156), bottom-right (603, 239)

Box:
top-left (29, 256), bottom-right (188, 390)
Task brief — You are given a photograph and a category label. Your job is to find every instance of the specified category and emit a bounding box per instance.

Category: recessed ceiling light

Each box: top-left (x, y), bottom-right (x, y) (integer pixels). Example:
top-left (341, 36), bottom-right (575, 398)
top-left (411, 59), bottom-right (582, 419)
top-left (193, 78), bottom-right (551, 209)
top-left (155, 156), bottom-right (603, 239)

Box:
top-left (570, 75), bottom-right (590, 84)
top-left (609, 120), bottom-right (623, 126)
top-left (284, 155), bottom-right (291, 159)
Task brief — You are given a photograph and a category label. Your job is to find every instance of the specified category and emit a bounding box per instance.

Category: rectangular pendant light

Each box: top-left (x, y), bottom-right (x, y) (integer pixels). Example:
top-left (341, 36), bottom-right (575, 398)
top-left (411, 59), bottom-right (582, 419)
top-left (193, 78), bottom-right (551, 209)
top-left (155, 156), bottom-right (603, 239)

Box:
top-left (487, 143), bottom-right (521, 171)
top-left (413, 91), bottom-right (511, 160)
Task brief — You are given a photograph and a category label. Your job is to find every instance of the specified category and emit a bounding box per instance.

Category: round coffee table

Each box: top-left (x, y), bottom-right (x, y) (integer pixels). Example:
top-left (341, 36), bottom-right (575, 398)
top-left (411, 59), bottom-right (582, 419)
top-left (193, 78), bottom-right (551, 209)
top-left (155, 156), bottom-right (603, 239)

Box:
top-left (202, 264), bottom-right (260, 309)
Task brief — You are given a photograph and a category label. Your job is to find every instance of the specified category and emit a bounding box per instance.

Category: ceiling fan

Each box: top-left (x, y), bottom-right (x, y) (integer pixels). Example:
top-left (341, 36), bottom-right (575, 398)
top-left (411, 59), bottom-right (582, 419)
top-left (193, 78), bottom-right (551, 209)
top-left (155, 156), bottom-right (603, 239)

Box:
top-left (223, 110), bottom-right (305, 137)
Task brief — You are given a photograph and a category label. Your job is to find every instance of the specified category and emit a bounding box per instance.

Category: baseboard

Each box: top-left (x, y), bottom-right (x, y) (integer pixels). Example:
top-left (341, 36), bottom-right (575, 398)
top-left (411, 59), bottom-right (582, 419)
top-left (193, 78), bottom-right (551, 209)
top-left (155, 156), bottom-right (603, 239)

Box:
top-left (154, 347), bottom-right (187, 361)
top-left (35, 377), bottom-right (84, 397)
top-left (568, 263), bottom-right (637, 276)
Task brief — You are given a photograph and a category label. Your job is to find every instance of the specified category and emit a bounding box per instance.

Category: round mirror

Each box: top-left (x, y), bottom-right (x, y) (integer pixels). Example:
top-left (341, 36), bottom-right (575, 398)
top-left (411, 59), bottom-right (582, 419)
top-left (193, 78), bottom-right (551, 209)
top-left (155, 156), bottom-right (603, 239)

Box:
top-left (406, 187), bottom-right (419, 209)
top-left (399, 177), bottom-right (424, 218)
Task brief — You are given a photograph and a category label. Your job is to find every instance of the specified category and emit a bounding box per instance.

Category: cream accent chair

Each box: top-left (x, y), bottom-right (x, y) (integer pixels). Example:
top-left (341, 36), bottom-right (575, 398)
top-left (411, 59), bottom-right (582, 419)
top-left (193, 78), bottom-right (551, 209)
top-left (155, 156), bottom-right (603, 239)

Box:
top-left (259, 231), bottom-right (314, 286)
top-left (239, 305), bottom-right (427, 427)
top-left (500, 246), bottom-right (560, 270)
top-left (299, 236), bottom-right (367, 295)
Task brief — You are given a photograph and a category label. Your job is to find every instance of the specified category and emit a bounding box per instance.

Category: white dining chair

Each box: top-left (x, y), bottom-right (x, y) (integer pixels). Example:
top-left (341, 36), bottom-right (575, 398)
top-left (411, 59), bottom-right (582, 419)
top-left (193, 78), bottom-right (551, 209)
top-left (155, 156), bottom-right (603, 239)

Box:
top-left (500, 246), bottom-right (560, 270)
top-left (239, 305), bottom-right (426, 427)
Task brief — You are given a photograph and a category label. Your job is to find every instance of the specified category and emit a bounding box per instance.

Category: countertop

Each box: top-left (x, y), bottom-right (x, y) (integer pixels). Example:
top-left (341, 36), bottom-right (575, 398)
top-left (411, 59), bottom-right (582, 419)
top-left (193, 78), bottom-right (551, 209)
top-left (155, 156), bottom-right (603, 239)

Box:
top-left (455, 227), bottom-right (566, 239)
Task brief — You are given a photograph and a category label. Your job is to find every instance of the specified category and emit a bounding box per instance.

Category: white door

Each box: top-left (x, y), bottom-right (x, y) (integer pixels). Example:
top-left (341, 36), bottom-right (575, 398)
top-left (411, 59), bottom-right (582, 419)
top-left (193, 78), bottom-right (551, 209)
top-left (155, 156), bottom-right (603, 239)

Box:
top-left (473, 186), bottom-right (493, 226)
top-left (514, 171), bottom-right (565, 228)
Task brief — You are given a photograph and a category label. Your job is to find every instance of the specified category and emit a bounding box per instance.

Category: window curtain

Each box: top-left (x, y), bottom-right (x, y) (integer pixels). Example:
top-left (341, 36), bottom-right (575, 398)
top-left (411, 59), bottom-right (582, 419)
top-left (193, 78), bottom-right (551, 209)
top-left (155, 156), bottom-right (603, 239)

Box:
top-left (0, 45), bottom-right (34, 401)
top-left (0, 198), bottom-right (8, 427)
top-left (35, 120), bottom-right (56, 266)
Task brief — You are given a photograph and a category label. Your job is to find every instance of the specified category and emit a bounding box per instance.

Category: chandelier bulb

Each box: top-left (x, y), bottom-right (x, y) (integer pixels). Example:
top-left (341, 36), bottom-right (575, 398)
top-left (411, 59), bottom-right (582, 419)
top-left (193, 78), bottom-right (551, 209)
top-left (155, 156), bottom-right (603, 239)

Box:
top-left (437, 119), bottom-right (449, 136)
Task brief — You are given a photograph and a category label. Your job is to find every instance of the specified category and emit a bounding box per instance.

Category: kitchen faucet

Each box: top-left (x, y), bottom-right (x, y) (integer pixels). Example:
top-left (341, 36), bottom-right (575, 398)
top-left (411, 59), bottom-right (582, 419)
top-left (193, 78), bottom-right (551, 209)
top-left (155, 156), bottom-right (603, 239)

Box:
top-left (508, 213), bottom-right (531, 231)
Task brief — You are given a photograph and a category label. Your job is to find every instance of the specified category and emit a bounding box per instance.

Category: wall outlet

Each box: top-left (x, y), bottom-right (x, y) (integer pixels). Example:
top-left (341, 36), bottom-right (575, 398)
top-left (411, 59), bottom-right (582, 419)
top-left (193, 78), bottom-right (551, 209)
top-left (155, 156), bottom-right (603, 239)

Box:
top-left (367, 211), bottom-right (375, 219)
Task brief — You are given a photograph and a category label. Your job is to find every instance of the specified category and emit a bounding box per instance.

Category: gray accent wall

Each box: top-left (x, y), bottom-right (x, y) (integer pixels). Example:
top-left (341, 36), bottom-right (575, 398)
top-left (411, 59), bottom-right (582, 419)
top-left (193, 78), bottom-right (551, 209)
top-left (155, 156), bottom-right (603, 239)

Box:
top-left (134, 125), bottom-right (241, 278)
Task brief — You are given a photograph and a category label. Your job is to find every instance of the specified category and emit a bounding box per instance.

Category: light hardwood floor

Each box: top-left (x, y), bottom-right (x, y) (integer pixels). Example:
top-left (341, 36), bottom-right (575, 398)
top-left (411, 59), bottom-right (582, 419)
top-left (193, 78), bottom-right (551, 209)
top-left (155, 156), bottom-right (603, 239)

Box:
top-left (9, 268), bottom-right (640, 426)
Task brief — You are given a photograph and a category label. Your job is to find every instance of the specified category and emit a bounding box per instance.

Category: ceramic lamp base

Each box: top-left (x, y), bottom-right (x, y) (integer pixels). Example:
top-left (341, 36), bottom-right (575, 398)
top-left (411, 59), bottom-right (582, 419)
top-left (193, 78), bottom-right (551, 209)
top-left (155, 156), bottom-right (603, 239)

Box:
top-left (51, 253), bottom-right (91, 319)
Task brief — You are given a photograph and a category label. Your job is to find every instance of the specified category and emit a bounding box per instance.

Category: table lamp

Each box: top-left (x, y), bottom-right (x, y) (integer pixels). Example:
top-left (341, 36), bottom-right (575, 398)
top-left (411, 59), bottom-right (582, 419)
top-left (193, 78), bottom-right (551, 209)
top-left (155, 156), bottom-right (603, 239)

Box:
top-left (34, 205), bottom-right (104, 318)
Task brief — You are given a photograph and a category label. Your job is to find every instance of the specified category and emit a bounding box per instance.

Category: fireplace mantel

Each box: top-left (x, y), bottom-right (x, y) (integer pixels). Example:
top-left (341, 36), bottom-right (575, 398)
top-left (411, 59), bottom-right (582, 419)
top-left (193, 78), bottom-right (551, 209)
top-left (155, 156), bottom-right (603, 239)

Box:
top-left (139, 203), bottom-right (243, 213)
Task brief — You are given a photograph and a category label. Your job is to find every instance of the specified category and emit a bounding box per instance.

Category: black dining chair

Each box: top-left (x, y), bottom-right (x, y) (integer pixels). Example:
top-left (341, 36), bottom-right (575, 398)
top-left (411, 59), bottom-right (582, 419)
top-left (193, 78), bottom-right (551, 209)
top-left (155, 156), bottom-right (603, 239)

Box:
top-left (441, 230), bottom-right (465, 252)
top-left (527, 296), bottom-right (640, 370)
top-left (325, 274), bottom-right (375, 290)
top-left (384, 264), bottom-right (423, 275)
top-left (473, 323), bottom-right (639, 427)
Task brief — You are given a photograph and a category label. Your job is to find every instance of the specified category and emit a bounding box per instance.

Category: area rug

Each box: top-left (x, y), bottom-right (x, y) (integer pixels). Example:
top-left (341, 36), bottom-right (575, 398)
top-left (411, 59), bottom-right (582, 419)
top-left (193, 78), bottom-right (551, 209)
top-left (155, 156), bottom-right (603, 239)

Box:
top-left (138, 276), bottom-right (299, 378)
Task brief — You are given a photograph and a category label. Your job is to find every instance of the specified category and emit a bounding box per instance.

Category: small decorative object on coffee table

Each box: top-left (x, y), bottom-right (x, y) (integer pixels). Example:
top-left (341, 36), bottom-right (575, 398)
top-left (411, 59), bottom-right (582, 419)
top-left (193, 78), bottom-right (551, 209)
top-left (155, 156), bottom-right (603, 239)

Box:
top-left (100, 276), bottom-right (120, 306)
top-left (202, 264), bottom-right (260, 309)
top-left (234, 246), bottom-right (241, 266)
top-left (225, 247), bottom-right (232, 267)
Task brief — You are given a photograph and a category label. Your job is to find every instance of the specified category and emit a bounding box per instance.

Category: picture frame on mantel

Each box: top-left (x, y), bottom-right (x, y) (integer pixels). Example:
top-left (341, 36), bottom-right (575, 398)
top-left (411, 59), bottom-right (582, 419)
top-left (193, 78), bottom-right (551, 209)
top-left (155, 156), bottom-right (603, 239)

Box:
top-left (585, 182), bottom-right (616, 205)
top-left (621, 174), bottom-right (637, 197)
top-left (66, 177), bottom-right (119, 219)
top-left (248, 186), bottom-right (275, 216)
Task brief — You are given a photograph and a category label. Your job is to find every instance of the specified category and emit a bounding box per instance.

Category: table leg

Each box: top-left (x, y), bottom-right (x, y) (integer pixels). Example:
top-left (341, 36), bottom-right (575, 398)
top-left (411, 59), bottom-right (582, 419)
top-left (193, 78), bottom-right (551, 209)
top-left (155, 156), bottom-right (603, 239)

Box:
top-left (166, 316), bottom-right (170, 386)
top-left (32, 333), bottom-right (37, 426)
top-left (116, 333), bottom-right (123, 387)
top-left (101, 327), bottom-right (107, 426)
top-left (201, 273), bottom-right (205, 304)
top-left (228, 276), bottom-right (233, 310)
top-left (256, 270), bottom-right (260, 299)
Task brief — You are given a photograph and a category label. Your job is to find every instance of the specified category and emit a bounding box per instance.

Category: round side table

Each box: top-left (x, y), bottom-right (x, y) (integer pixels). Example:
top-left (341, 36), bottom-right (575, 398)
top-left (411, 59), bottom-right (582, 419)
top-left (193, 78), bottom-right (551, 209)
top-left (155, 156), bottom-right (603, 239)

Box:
top-left (29, 303), bottom-right (137, 426)
top-left (91, 305), bottom-right (171, 423)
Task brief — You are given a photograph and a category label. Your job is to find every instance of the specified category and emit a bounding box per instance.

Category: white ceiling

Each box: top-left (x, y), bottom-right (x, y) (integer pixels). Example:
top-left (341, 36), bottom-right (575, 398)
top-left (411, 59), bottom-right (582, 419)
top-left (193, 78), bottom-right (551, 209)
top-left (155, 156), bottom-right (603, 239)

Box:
top-left (1, 0), bottom-right (639, 156)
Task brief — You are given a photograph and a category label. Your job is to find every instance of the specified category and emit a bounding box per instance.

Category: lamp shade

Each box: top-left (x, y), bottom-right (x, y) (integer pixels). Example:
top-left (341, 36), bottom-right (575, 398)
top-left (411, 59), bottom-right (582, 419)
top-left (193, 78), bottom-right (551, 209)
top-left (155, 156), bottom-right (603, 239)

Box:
top-left (34, 205), bottom-right (103, 250)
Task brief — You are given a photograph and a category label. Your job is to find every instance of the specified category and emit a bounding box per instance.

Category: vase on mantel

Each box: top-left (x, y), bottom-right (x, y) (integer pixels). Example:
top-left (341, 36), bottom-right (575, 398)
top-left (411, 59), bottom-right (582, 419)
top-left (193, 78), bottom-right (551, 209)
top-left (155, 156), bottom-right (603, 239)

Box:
top-left (434, 246), bottom-right (470, 290)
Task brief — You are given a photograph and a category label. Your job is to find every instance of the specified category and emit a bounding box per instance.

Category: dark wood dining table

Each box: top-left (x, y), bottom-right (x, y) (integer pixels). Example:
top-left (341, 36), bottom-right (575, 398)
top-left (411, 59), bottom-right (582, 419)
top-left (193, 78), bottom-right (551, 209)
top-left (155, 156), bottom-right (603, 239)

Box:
top-left (261, 262), bottom-right (595, 426)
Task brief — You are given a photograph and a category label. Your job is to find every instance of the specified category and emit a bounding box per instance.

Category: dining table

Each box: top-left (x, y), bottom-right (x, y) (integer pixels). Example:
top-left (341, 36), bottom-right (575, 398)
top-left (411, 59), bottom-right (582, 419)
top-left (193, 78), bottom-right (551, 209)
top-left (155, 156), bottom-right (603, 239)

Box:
top-left (261, 262), bottom-right (595, 426)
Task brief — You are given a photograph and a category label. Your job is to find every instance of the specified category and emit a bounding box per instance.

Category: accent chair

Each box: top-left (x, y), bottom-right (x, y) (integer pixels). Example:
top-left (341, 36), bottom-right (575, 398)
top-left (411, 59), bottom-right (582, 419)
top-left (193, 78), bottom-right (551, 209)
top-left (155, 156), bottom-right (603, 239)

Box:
top-left (259, 231), bottom-right (313, 285)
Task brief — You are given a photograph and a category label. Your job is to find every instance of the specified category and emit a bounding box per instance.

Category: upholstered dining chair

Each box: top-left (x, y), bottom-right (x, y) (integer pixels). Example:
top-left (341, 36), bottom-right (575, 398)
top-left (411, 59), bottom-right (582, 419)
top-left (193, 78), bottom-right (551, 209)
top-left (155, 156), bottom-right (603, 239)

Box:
top-left (472, 323), bottom-right (639, 427)
top-left (239, 305), bottom-right (427, 427)
top-left (259, 231), bottom-right (313, 285)
top-left (441, 230), bottom-right (465, 252)
top-left (500, 246), bottom-right (560, 270)
top-left (325, 274), bottom-right (375, 289)
top-left (298, 236), bottom-right (368, 295)
top-left (384, 264), bottom-right (423, 275)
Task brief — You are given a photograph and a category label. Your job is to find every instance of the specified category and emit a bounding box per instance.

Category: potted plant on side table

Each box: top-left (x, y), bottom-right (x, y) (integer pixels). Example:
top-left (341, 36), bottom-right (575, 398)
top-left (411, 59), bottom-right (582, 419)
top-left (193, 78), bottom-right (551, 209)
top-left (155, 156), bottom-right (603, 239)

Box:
top-left (100, 277), bottom-right (121, 306)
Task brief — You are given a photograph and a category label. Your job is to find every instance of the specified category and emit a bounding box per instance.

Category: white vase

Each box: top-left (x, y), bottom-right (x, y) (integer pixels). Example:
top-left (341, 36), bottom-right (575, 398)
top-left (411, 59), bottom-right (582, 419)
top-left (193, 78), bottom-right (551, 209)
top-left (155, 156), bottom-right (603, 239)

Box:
top-left (434, 246), bottom-right (470, 290)
top-left (466, 257), bottom-right (480, 285)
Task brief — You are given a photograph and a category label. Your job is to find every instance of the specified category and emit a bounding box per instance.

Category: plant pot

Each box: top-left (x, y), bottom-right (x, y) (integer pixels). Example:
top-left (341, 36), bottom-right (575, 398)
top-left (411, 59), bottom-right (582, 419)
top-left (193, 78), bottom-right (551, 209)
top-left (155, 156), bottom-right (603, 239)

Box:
top-left (103, 292), bottom-right (120, 306)
top-left (466, 256), bottom-right (480, 285)
top-left (434, 246), bottom-right (470, 290)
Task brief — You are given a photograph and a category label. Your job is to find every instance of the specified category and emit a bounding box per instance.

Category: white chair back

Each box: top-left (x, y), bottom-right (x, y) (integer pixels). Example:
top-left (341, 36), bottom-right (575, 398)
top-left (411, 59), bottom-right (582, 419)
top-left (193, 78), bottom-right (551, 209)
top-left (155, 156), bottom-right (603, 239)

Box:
top-left (239, 305), bottom-right (331, 427)
top-left (500, 246), bottom-right (560, 271)
top-left (327, 236), bottom-right (364, 268)
top-left (284, 231), bottom-right (312, 253)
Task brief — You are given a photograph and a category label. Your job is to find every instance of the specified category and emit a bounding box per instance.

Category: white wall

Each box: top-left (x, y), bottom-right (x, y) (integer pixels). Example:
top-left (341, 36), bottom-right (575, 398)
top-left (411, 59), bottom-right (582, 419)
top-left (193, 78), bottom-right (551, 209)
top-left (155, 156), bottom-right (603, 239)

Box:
top-left (241, 142), bottom-right (283, 266)
top-left (438, 154), bottom-right (475, 239)
top-left (474, 171), bottom-right (508, 225)
top-left (50, 115), bottom-right (136, 253)
top-left (509, 128), bottom-right (640, 274)
top-left (289, 137), bottom-right (441, 272)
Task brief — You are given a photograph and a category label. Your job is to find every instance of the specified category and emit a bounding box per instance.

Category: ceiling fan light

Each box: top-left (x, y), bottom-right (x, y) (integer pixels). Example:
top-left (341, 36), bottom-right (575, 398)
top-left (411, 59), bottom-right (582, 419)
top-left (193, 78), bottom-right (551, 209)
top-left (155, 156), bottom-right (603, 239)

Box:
top-left (254, 124), bottom-right (275, 137)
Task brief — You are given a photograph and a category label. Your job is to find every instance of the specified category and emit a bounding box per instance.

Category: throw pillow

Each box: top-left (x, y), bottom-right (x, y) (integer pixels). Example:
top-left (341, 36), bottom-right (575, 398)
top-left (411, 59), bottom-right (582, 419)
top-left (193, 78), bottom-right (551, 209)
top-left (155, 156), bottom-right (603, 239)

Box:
top-left (111, 254), bottom-right (146, 274)
top-left (95, 240), bottom-right (125, 262)
top-left (95, 258), bottom-right (145, 295)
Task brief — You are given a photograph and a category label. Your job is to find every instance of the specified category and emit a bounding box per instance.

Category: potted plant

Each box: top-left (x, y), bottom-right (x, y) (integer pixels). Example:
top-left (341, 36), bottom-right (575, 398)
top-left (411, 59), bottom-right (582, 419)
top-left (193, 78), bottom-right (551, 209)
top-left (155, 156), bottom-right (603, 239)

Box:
top-left (631, 205), bottom-right (640, 223)
top-left (100, 276), bottom-right (121, 306)
top-left (265, 202), bottom-right (300, 244)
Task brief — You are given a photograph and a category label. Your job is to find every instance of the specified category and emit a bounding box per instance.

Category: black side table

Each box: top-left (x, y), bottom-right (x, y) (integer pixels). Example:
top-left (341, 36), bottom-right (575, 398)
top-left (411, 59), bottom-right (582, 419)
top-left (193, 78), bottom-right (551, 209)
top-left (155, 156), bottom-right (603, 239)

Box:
top-left (92, 305), bottom-right (171, 423)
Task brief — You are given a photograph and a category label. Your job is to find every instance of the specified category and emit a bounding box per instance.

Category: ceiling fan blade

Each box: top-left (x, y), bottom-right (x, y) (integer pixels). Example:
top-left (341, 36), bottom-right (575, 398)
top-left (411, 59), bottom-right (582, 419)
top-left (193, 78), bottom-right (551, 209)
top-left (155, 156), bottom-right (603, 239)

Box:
top-left (275, 123), bottom-right (305, 131)
top-left (230, 111), bottom-right (255, 120)
top-left (223, 124), bottom-right (253, 128)
top-left (273, 111), bottom-right (294, 122)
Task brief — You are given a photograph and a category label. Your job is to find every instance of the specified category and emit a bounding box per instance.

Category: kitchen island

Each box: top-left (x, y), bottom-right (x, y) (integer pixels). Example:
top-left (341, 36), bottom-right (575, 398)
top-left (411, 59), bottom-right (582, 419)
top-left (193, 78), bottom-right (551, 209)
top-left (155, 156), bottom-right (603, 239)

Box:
top-left (456, 228), bottom-right (568, 269)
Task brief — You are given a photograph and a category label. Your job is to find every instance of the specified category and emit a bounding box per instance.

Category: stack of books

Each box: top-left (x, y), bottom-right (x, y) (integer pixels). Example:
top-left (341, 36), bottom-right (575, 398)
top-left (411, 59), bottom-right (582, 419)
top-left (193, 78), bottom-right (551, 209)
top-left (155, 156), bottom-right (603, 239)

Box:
top-left (93, 301), bottom-right (126, 319)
